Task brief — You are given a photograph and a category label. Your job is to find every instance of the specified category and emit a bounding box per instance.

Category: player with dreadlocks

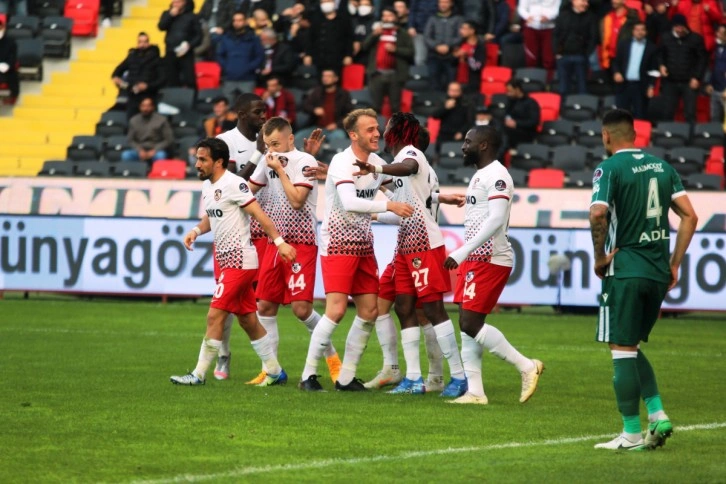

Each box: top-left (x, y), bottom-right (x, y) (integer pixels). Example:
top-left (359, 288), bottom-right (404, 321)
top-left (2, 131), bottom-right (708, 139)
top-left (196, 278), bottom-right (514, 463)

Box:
top-left (354, 112), bottom-right (468, 398)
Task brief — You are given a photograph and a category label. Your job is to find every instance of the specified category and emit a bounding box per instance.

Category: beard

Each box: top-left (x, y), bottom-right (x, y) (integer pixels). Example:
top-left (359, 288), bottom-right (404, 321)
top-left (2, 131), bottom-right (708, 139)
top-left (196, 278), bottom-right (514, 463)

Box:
top-left (198, 171), bottom-right (211, 180)
top-left (463, 151), bottom-right (478, 166)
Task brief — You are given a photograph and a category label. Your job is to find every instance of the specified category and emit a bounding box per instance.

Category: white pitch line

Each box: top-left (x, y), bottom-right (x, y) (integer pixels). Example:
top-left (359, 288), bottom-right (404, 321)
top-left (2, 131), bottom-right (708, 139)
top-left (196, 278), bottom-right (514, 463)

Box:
top-left (131, 422), bottom-right (726, 484)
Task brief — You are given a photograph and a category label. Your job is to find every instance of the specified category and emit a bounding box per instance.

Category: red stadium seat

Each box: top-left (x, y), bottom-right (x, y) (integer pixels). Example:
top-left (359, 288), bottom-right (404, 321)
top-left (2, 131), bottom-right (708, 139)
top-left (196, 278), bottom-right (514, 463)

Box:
top-left (485, 43), bottom-right (499, 66)
top-left (195, 61), bottom-right (221, 90)
top-left (401, 89), bottom-right (413, 113)
top-left (341, 63), bottom-right (366, 91)
top-left (528, 168), bottom-right (565, 188)
top-left (528, 92), bottom-right (560, 132)
top-left (64, 0), bottom-right (99, 37)
top-left (480, 66), bottom-right (511, 101)
top-left (426, 116), bottom-right (440, 144)
top-left (706, 146), bottom-right (725, 180)
top-left (148, 159), bottom-right (187, 180)
top-left (633, 119), bottom-right (652, 147)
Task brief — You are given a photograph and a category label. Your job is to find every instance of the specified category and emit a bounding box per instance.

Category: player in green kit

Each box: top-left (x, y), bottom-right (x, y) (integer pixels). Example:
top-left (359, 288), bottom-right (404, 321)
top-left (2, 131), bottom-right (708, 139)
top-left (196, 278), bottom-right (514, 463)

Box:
top-left (589, 109), bottom-right (698, 451)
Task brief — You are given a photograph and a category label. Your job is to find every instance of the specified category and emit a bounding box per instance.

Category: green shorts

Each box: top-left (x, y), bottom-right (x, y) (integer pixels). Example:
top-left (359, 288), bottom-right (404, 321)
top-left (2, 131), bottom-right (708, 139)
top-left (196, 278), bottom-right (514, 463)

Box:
top-left (595, 277), bottom-right (669, 345)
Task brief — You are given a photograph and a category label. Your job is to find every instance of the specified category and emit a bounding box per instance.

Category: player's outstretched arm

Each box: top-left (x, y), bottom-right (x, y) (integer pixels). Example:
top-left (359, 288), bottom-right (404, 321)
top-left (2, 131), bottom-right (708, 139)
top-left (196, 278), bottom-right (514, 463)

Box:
top-left (353, 158), bottom-right (418, 177)
top-left (303, 128), bottom-right (325, 157)
top-left (243, 200), bottom-right (297, 263)
top-left (444, 198), bottom-right (508, 270)
top-left (267, 153), bottom-right (311, 209)
top-left (669, 194), bottom-right (698, 290)
top-left (437, 193), bottom-right (466, 207)
top-left (184, 215), bottom-right (211, 250)
top-left (303, 160), bottom-right (329, 181)
top-left (337, 183), bottom-right (414, 217)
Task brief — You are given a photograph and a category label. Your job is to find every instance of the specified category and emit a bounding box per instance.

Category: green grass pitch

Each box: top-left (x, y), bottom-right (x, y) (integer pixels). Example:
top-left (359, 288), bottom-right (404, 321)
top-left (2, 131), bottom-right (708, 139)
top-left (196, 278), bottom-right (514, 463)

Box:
top-left (1, 294), bottom-right (725, 483)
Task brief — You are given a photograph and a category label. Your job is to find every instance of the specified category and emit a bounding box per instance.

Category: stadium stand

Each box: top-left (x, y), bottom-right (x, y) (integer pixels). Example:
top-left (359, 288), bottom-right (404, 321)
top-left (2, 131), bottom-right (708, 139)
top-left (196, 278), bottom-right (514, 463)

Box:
top-left (528, 168), bottom-right (565, 188)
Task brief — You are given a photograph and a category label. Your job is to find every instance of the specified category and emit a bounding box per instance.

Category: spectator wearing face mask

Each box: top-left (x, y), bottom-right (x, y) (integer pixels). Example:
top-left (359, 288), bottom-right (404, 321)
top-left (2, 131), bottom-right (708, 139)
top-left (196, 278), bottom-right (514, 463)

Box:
top-left (351, 0), bottom-right (377, 63)
top-left (257, 28), bottom-right (297, 86)
top-left (303, 0), bottom-right (354, 73)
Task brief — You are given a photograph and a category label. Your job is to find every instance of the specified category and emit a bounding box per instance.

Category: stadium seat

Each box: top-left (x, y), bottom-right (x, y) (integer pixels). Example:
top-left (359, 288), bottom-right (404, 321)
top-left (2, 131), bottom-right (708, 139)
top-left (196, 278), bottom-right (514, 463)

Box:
top-left (480, 66), bottom-right (511, 100)
top-left (551, 145), bottom-right (588, 173)
top-left (102, 135), bottom-right (131, 162)
top-left (195, 88), bottom-right (225, 114)
top-left (16, 38), bottom-right (44, 81)
top-left (148, 159), bottom-right (187, 179)
top-left (487, 93), bottom-right (508, 119)
top-left (195, 61), bottom-right (221, 90)
top-left (500, 42), bottom-right (525, 69)
top-left (561, 94), bottom-right (599, 122)
top-left (528, 168), bottom-right (565, 188)
top-left (509, 167), bottom-right (528, 187)
top-left (566, 170), bottom-right (594, 188)
top-left (439, 141), bottom-right (465, 169)
top-left (642, 145), bottom-right (667, 160)
top-left (67, 135), bottom-right (103, 161)
top-left (586, 70), bottom-right (615, 97)
top-left (290, 64), bottom-right (318, 91)
top-left (41, 16), bottom-right (73, 58)
top-left (450, 166), bottom-right (476, 184)
top-left (529, 92), bottom-right (560, 131)
top-left (349, 89), bottom-right (374, 108)
top-left (652, 121), bottom-right (691, 149)
top-left (171, 112), bottom-right (203, 138)
top-left (485, 42), bottom-right (500, 66)
top-left (176, 134), bottom-right (201, 161)
top-left (73, 161), bottom-right (111, 177)
top-left (405, 65), bottom-right (430, 92)
top-left (692, 122), bottom-right (724, 150)
top-left (412, 90), bottom-right (445, 117)
top-left (685, 173), bottom-right (723, 190)
top-left (706, 146), bottom-right (725, 178)
top-left (587, 146), bottom-right (607, 167)
top-left (341, 63), bottom-right (366, 91)
top-left (29, 0), bottom-right (65, 17)
top-left (6, 15), bottom-right (40, 40)
top-left (38, 160), bottom-right (73, 176)
top-left (426, 116), bottom-right (440, 144)
top-left (513, 67), bottom-right (547, 93)
top-left (400, 89), bottom-right (413, 113)
top-left (510, 143), bottom-right (549, 171)
top-left (64, 1), bottom-right (99, 37)
top-left (111, 162), bottom-right (147, 178)
top-left (575, 120), bottom-right (602, 148)
top-left (160, 87), bottom-right (196, 113)
top-left (537, 119), bottom-right (575, 147)
top-left (599, 94), bottom-right (617, 117)
top-left (667, 147), bottom-right (707, 176)
top-left (95, 111), bottom-right (128, 138)
top-left (633, 119), bottom-right (652, 147)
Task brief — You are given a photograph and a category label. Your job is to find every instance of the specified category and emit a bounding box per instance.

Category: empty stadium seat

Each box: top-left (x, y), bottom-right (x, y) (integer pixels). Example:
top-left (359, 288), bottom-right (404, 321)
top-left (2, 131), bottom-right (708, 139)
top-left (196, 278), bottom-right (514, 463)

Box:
top-left (510, 143), bottom-right (550, 171)
top-left (112, 162), bottom-right (147, 178)
top-left (405, 65), bottom-right (430, 92)
top-left (561, 94), bottom-right (599, 122)
top-left (16, 38), bottom-right (44, 81)
top-left (599, 94), bottom-right (617, 117)
top-left (706, 146), bottom-right (725, 178)
top-left (148, 159), bottom-right (187, 179)
top-left (67, 135), bottom-right (103, 161)
top-left (652, 122), bottom-right (691, 149)
top-left (480, 66), bottom-right (511, 100)
top-left (667, 147), bottom-right (707, 176)
top-left (450, 166), bottom-right (476, 184)
top-left (348, 89), bottom-right (373, 108)
top-left (6, 15), bottom-right (40, 40)
top-left (487, 93), bottom-right (508, 119)
top-left (642, 145), bottom-right (667, 161)
top-left (38, 160), bottom-right (72, 176)
top-left (412, 90), bottom-right (445, 117)
top-left (692, 122), bottom-right (724, 150)
top-left (633, 119), bottom-right (652, 147)
top-left (587, 146), bottom-right (607, 167)
top-left (485, 42), bottom-right (500, 66)
top-left (195, 61), bottom-right (221, 90)
top-left (575, 120), bottom-right (602, 148)
top-left (513, 67), bottom-right (547, 93)
top-left (102, 135), bottom-right (131, 162)
top-left (64, 0), bottom-right (99, 37)
top-left (195, 88), bottom-right (225, 114)
top-left (566, 170), bottom-right (594, 188)
top-left (685, 173), bottom-right (723, 190)
top-left (552, 145), bottom-right (588, 173)
top-left (290, 64), bottom-right (318, 91)
top-left (29, 0), bottom-right (65, 17)
top-left (341, 63), bottom-right (366, 91)
top-left (160, 87), bottom-right (196, 113)
top-left (528, 168), bottom-right (565, 188)
top-left (509, 167), bottom-right (528, 187)
top-left (426, 117), bottom-right (440, 144)
top-left (95, 111), bottom-right (128, 138)
top-left (74, 161), bottom-right (111, 177)
top-left (537, 119), bottom-right (575, 147)
top-left (41, 16), bottom-right (72, 58)
top-left (529, 92), bottom-right (560, 131)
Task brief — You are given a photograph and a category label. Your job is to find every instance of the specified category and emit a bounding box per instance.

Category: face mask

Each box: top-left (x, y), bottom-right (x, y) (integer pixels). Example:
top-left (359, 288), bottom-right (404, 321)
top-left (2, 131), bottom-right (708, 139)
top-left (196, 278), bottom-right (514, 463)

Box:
top-left (358, 5), bottom-right (373, 16)
top-left (348, 4), bottom-right (357, 15)
top-left (475, 119), bottom-right (490, 126)
top-left (381, 22), bottom-right (395, 29)
top-left (321, 2), bottom-right (335, 14)
top-left (262, 42), bottom-right (273, 49)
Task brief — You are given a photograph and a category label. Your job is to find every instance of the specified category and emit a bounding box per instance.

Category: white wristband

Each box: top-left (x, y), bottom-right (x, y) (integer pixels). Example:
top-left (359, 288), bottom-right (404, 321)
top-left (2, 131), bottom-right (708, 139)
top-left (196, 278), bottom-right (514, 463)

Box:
top-left (274, 236), bottom-right (285, 247)
top-left (374, 164), bottom-right (383, 174)
top-left (249, 150), bottom-right (263, 165)
top-left (432, 192), bottom-right (439, 203)
top-left (192, 226), bottom-right (201, 235)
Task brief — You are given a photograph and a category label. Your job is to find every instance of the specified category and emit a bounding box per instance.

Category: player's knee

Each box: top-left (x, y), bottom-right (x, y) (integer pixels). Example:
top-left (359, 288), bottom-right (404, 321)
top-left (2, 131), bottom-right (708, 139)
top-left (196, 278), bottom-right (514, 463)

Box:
top-left (291, 301), bottom-right (312, 320)
top-left (326, 306), bottom-right (347, 323)
top-left (257, 300), bottom-right (277, 316)
top-left (358, 306), bottom-right (378, 322)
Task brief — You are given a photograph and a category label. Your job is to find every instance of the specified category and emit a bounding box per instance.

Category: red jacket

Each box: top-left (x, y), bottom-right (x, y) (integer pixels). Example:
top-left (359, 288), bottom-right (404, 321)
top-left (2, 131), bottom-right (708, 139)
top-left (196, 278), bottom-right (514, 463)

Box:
top-left (264, 89), bottom-right (297, 126)
top-left (673, 0), bottom-right (724, 52)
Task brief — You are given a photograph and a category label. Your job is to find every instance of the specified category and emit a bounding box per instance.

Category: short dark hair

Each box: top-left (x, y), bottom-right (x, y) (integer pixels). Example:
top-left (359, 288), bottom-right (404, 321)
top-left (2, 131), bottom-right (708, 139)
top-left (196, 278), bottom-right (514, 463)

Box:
top-left (506, 79), bottom-right (524, 92)
top-left (266, 74), bottom-right (283, 85)
top-left (602, 108), bottom-right (635, 141)
top-left (196, 137), bottom-right (231, 168)
top-left (212, 96), bottom-right (229, 105)
top-left (417, 126), bottom-right (430, 152)
top-left (461, 20), bottom-right (479, 32)
top-left (138, 31), bottom-right (148, 38)
top-left (233, 93), bottom-right (262, 113)
top-left (381, 6), bottom-right (397, 16)
top-left (262, 116), bottom-right (292, 136)
top-left (473, 125), bottom-right (502, 154)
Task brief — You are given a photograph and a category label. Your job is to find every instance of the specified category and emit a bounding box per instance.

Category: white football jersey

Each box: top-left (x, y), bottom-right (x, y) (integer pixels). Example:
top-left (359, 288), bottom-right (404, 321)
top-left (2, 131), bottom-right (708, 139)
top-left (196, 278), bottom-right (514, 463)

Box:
top-left (320, 147), bottom-right (390, 256)
top-left (463, 160), bottom-right (514, 266)
top-left (216, 127), bottom-right (268, 241)
top-left (388, 145), bottom-right (444, 254)
top-left (202, 170), bottom-right (258, 270)
top-left (249, 149), bottom-right (319, 245)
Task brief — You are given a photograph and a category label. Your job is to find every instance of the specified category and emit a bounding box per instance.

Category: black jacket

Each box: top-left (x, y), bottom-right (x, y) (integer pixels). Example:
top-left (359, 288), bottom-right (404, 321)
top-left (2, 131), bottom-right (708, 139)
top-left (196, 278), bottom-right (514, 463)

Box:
top-left (505, 95), bottom-right (540, 144)
top-left (198, 0), bottom-right (237, 32)
top-left (265, 41), bottom-right (298, 85)
top-left (553, 7), bottom-right (598, 57)
top-left (612, 38), bottom-right (658, 91)
top-left (158, 0), bottom-right (203, 52)
top-left (434, 97), bottom-right (475, 140)
top-left (659, 31), bottom-right (707, 83)
top-left (112, 45), bottom-right (166, 92)
top-left (0, 35), bottom-right (18, 68)
top-left (304, 12), bottom-right (353, 71)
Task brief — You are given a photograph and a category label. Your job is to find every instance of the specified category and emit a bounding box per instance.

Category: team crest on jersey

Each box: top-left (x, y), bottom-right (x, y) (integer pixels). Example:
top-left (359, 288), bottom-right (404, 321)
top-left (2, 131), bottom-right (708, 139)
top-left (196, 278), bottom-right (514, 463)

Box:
top-left (214, 189), bottom-right (222, 201)
top-left (495, 180), bottom-right (507, 191)
top-left (473, 178), bottom-right (479, 185)
top-left (292, 262), bottom-right (302, 273)
top-left (593, 168), bottom-right (603, 182)
top-left (239, 182), bottom-right (249, 193)
top-left (466, 271), bottom-right (475, 282)
top-left (406, 150), bottom-right (417, 156)
top-left (412, 257), bottom-right (422, 269)
top-left (278, 155), bottom-right (289, 167)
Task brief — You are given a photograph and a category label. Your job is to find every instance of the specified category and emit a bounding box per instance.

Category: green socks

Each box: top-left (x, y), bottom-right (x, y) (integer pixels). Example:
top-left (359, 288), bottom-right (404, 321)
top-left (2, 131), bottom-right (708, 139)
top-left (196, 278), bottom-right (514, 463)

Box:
top-left (612, 353), bottom-right (641, 434)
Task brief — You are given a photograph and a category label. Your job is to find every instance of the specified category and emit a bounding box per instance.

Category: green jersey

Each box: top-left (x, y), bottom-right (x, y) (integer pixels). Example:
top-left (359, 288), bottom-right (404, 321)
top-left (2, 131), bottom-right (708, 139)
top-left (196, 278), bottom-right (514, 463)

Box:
top-left (590, 148), bottom-right (686, 283)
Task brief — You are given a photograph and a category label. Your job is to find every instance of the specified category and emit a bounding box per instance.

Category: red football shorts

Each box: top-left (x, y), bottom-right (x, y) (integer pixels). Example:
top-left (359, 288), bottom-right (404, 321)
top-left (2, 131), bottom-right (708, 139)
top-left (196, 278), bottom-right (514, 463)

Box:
top-left (393, 246), bottom-right (451, 303)
top-left (252, 237), bottom-right (270, 285)
top-left (454, 261), bottom-right (512, 314)
top-left (321, 254), bottom-right (379, 295)
top-left (378, 260), bottom-right (396, 302)
top-left (256, 243), bottom-right (317, 304)
top-left (211, 267), bottom-right (258, 316)
top-left (213, 243), bottom-right (221, 282)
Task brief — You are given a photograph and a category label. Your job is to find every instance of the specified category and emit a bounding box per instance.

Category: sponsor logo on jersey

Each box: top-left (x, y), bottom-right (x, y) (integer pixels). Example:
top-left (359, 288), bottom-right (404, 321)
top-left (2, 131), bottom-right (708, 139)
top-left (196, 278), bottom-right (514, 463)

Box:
top-left (214, 189), bottom-right (222, 201)
top-left (466, 270), bottom-right (474, 282)
top-left (292, 262), bottom-right (301, 273)
top-left (239, 182), bottom-right (249, 193)
top-left (473, 178), bottom-right (479, 185)
top-left (356, 188), bottom-right (376, 198)
top-left (632, 163), bottom-right (664, 174)
top-left (412, 257), bottom-right (422, 269)
top-left (495, 180), bottom-right (507, 191)
top-left (593, 168), bottom-right (603, 182)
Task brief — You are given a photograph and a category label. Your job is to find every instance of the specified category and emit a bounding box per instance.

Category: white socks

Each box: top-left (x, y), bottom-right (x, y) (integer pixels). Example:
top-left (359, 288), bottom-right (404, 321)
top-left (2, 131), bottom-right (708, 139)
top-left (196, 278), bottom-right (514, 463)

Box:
top-left (302, 315), bottom-right (338, 380)
top-left (337, 316), bottom-right (374, 385)
top-left (421, 323), bottom-right (443, 379)
top-left (218, 314), bottom-right (234, 357)
top-left (375, 313), bottom-right (399, 367)
top-left (300, 310), bottom-right (337, 358)
top-left (194, 337), bottom-right (222, 380)
top-left (251, 333), bottom-right (281, 376)
top-left (461, 332), bottom-right (485, 397)
top-left (433, 320), bottom-right (465, 380)
top-left (475, 324), bottom-right (534, 373)
top-left (401, 327), bottom-right (422, 380)
top-left (258, 314), bottom-right (279, 356)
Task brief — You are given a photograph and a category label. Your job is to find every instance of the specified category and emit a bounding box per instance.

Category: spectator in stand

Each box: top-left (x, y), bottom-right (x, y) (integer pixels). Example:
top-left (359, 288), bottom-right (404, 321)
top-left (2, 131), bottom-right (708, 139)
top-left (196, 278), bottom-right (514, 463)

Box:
top-left (199, 0), bottom-right (237, 49)
top-left (112, 32), bottom-right (166, 120)
top-left (658, 14), bottom-right (707, 123)
top-left (474, 105), bottom-right (507, 159)
top-left (237, 0), bottom-right (275, 17)
top-left (249, 8), bottom-right (273, 35)
top-left (503, 79), bottom-right (540, 148)
top-left (671, 0), bottom-right (723, 52)
top-left (644, 0), bottom-right (671, 44)
top-left (262, 75), bottom-right (297, 126)
top-left (453, 20), bottom-right (486, 96)
top-left (303, 0), bottom-right (354, 73)
top-left (707, 24), bottom-right (726, 122)
top-left (408, 0), bottom-right (438, 66)
top-left (553, 0), bottom-right (598, 95)
top-left (0, 0), bottom-right (27, 16)
top-left (158, 0), bottom-right (202, 90)
top-left (204, 95), bottom-right (237, 137)
top-left (352, 0), bottom-right (377, 63)
top-left (121, 97), bottom-right (174, 163)
top-left (297, 69), bottom-right (354, 143)
top-left (518, 0), bottom-right (560, 70)
top-left (101, 0), bottom-right (115, 28)
top-left (482, 0), bottom-right (512, 44)
top-left (393, 0), bottom-right (410, 26)
top-left (599, 0), bottom-right (642, 72)
top-left (612, 22), bottom-right (658, 119)
top-left (362, 6), bottom-right (414, 114)
top-left (217, 11), bottom-right (264, 100)
top-left (433, 81), bottom-right (475, 150)
top-left (0, 17), bottom-right (19, 105)
top-left (424, 0), bottom-right (463, 91)
top-left (275, 2), bottom-right (311, 57)
top-left (258, 28), bottom-right (297, 86)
